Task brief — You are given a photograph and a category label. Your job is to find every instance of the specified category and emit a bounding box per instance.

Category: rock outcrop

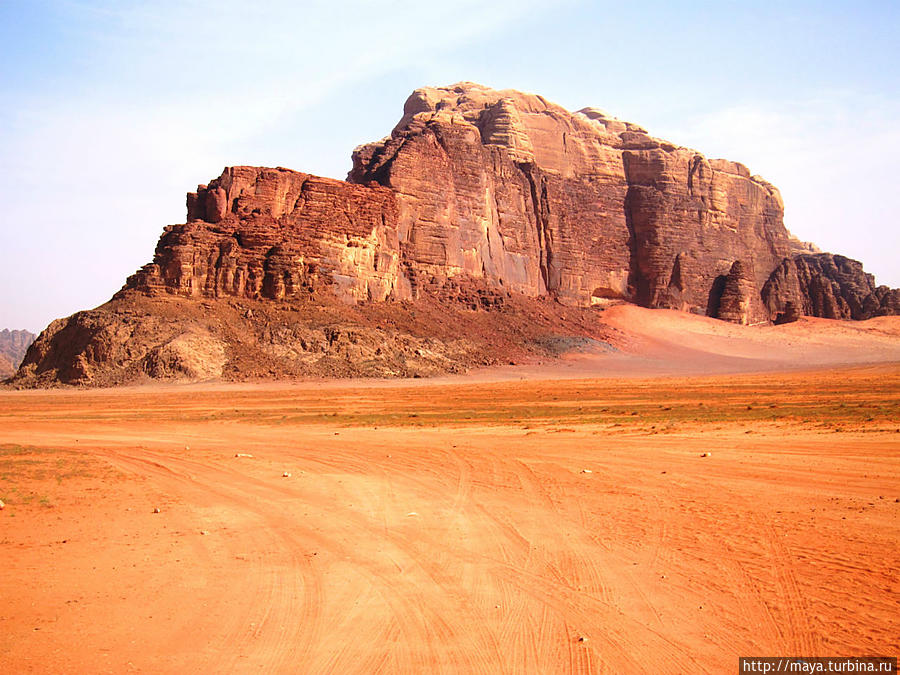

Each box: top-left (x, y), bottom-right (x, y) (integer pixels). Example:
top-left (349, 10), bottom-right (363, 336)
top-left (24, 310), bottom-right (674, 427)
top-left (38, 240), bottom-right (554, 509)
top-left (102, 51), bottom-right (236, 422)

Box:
top-left (124, 167), bottom-right (403, 304)
top-left (762, 253), bottom-right (900, 322)
top-left (11, 291), bottom-right (613, 386)
top-left (708, 260), bottom-right (765, 326)
top-left (121, 83), bottom-right (799, 320)
top-left (9, 83), bottom-right (898, 386)
top-left (0, 329), bottom-right (35, 378)
top-left (108, 82), bottom-right (897, 326)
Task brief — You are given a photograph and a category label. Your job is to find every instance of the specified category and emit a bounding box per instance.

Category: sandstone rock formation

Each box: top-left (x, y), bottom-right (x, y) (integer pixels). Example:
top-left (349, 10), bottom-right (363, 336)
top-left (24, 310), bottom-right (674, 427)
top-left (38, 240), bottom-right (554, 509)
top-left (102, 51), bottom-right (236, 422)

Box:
top-left (708, 260), bottom-right (764, 326)
top-left (0, 329), bottom-right (35, 379)
top-left (117, 83), bottom-right (799, 323)
top-left (9, 82), bottom-right (898, 386)
top-left (762, 253), bottom-right (900, 323)
top-left (125, 168), bottom-right (402, 304)
top-left (349, 83), bottom-right (791, 321)
top-left (115, 82), bottom-right (897, 327)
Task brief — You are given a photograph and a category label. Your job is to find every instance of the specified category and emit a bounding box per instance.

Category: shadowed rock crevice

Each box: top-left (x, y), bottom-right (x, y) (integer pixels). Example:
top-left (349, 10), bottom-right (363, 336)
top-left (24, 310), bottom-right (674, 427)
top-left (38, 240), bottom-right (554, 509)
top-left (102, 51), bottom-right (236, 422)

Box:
top-left (706, 274), bottom-right (727, 319)
top-left (622, 186), bottom-right (647, 306)
top-left (521, 164), bottom-right (553, 294)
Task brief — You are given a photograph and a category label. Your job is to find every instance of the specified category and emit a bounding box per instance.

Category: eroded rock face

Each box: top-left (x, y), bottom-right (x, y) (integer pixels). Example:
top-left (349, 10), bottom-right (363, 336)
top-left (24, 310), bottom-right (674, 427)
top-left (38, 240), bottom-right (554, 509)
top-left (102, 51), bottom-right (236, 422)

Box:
top-left (115, 83), bottom-right (800, 320)
top-left (119, 83), bottom-right (829, 321)
top-left (10, 292), bottom-right (606, 386)
top-left (349, 86), bottom-right (639, 305)
top-left (349, 82), bottom-right (791, 314)
top-left (762, 253), bottom-right (900, 322)
top-left (709, 260), bottom-right (765, 325)
top-left (623, 154), bottom-right (789, 320)
top-left (126, 167), bottom-right (403, 304)
top-left (11, 310), bottom-right (224, 385)
top-left (0, 353), bottom-right (14, 380)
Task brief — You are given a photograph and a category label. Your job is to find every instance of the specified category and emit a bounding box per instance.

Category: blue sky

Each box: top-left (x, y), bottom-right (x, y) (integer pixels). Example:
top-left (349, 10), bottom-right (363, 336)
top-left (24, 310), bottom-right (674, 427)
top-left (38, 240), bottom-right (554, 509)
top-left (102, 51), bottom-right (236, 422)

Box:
top-left (1, 0), bottom-right (898, 333)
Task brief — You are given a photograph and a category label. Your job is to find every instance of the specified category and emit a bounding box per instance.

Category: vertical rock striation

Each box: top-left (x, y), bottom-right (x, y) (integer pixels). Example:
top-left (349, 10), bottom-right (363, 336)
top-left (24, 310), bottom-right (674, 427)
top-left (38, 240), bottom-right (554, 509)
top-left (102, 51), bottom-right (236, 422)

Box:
top-left (38, 82), bottom-right (900, 329)
top-left (0, 329), bottom-right (36, 378)
top-left (348, 83), bottom-right (793, 319)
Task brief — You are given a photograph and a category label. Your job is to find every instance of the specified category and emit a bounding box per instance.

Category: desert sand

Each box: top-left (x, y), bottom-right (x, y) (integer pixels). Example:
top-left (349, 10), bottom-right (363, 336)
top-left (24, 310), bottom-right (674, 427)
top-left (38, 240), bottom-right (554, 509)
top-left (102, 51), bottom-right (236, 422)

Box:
top-left (2, 309), bottom-right (898, 673)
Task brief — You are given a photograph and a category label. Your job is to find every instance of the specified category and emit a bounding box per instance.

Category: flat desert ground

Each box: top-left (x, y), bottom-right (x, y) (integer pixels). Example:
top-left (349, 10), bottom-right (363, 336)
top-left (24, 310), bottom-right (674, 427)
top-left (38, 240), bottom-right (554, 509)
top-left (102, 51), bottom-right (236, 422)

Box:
top-left (2, 307), bottom-right (899, 673)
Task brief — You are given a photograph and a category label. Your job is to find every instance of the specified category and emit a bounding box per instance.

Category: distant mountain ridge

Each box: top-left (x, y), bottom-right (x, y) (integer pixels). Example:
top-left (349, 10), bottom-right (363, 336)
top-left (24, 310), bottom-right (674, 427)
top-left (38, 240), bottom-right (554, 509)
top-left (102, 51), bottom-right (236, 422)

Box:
top-left (0, 329), bottom-right (35, 379)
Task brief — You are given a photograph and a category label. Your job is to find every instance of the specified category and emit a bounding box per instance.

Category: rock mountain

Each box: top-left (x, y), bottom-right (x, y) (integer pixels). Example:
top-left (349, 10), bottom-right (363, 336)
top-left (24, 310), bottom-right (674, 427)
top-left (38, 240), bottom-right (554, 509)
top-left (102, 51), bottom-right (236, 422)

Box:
top-left (0, 329), bottom-right (35, 379)
top-left (10, 83), bottom-right (898, 386)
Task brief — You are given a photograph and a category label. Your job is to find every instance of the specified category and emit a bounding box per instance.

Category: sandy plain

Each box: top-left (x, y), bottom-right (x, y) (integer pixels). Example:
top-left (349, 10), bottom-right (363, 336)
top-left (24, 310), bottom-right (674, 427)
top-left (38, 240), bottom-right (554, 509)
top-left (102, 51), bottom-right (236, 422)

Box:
top-left (1, 308), bottom-right (898, 673)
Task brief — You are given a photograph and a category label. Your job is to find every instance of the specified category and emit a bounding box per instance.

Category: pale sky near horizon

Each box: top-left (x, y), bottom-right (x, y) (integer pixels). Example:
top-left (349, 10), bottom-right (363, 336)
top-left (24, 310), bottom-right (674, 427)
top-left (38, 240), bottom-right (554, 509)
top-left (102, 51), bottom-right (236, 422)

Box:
top-left (1, 0), bottom-right (898, 333)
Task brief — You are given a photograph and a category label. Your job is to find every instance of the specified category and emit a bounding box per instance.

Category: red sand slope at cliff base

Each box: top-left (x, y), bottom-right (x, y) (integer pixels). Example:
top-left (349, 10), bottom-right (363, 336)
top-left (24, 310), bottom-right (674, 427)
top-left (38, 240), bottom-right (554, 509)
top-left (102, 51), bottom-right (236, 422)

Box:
top-left (464, 305), bottom-right (900, 381)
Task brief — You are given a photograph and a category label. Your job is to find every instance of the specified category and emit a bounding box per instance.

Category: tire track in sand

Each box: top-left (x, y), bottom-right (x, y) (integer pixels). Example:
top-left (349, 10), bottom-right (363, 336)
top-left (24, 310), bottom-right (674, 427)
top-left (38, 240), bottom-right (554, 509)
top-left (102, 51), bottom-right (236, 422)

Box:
top-left (98, 449), bottom-right (322, 674)
top-left (109, 446), bottom-right (509, 673)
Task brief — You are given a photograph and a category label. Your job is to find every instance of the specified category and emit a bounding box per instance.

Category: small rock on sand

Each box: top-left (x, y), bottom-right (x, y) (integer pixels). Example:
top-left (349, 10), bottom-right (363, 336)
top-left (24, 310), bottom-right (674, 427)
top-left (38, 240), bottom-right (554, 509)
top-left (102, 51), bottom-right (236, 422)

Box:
top-left (282, 472), bottom-right (292, 478)
top-left (700, 452), bottom-right (711, 458)
top-left (152, 507), bottom-right (160, 514)
top-left (0, 499), bottom-right (5, 510)
top-left (235, 453), bottom-right (254, 458)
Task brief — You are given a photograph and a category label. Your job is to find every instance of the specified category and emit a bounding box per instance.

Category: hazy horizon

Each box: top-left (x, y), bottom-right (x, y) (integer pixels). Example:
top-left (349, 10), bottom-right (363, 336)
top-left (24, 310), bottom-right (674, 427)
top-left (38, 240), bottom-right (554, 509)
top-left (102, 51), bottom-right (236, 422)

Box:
top-left (2, 1), bottom-right (898, 333)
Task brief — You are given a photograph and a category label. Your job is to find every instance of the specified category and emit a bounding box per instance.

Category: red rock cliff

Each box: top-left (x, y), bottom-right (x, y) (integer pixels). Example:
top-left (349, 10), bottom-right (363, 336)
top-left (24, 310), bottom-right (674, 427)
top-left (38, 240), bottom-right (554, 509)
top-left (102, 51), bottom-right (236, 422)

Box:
top-left (124, 83), bottom-right (800, 322)
top-left (348, 83), bottom-right (791, 320)
top-left (124, 167), bottom-right (403, 303)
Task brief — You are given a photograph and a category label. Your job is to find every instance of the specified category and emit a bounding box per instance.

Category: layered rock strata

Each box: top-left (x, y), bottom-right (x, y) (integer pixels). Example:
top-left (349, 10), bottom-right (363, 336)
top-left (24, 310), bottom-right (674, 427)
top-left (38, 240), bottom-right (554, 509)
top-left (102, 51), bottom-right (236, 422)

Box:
top-left (125, 167), bottom-right (402, 304)
top-left (10, 83), bottom-right (899, 386)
